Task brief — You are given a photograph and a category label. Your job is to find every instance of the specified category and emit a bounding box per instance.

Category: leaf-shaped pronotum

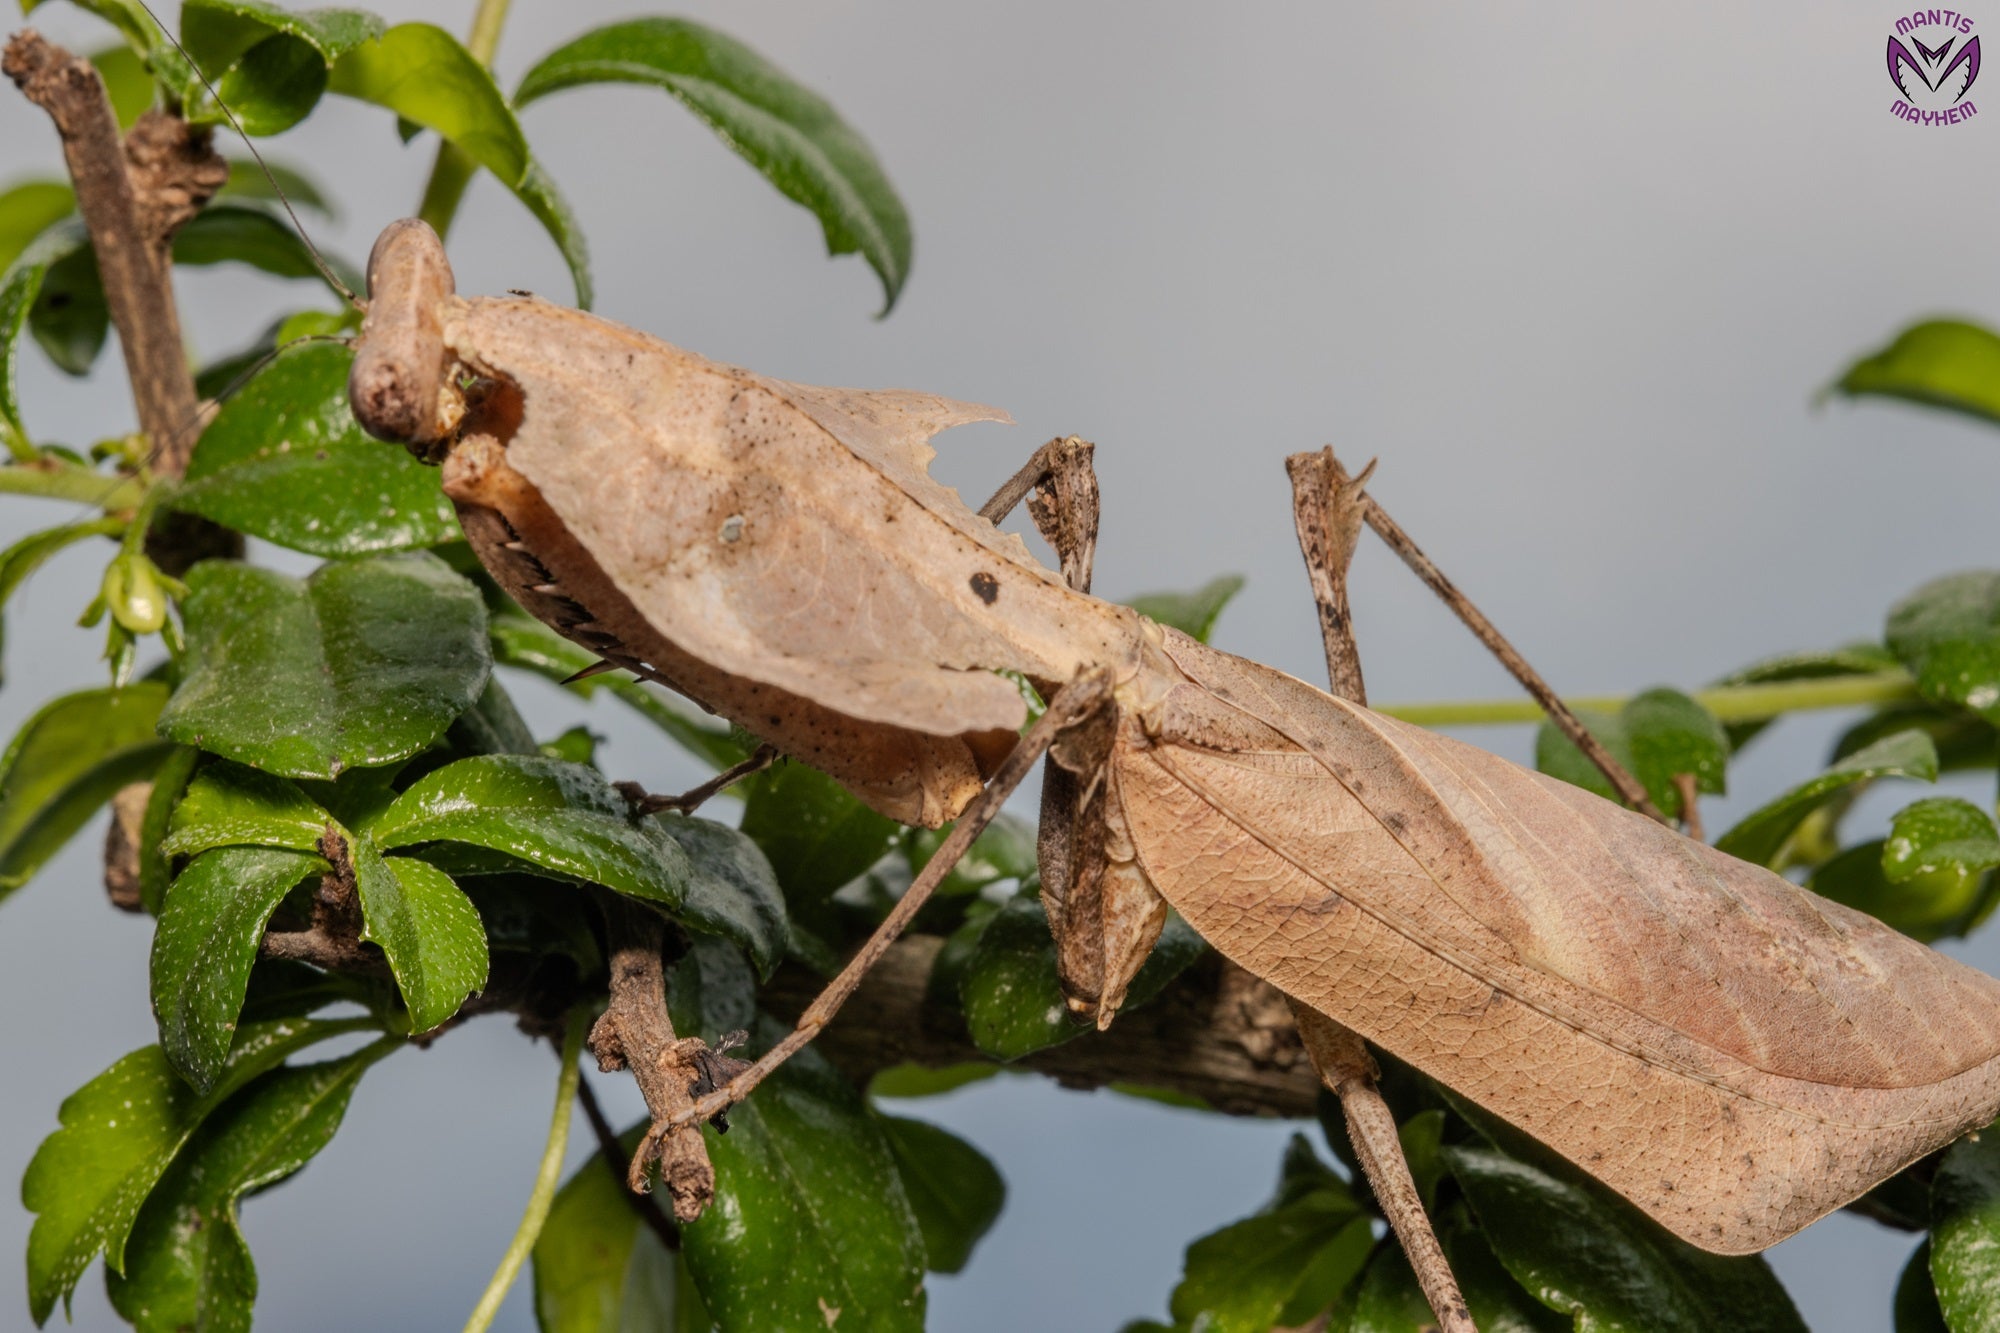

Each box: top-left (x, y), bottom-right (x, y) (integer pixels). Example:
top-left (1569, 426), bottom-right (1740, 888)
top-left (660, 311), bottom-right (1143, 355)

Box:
top-left (349, 219), bottom-right (2000, 1256)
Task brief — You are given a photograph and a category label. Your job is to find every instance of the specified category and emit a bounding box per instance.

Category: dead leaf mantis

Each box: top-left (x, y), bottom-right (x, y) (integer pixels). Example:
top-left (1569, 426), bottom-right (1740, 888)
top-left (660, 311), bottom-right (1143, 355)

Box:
top-left (344, 217), bottom-right (2000, 1332)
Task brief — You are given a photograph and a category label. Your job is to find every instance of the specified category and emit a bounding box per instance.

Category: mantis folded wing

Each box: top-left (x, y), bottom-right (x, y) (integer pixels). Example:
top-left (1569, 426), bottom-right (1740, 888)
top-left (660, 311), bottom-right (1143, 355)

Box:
top-left (348, 218), bottom-right (2000, 1266)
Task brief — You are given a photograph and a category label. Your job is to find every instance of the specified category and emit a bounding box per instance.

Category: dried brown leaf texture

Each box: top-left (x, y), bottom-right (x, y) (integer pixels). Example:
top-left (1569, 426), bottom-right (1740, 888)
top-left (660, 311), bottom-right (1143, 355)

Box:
top-left (350, 220), bottom-right (2000, 1256)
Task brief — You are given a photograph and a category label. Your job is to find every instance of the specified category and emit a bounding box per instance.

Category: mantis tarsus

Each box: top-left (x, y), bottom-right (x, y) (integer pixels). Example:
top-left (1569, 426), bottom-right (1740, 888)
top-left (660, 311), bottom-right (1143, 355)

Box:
top-left (342, 215), bottom-right (2000, 1329)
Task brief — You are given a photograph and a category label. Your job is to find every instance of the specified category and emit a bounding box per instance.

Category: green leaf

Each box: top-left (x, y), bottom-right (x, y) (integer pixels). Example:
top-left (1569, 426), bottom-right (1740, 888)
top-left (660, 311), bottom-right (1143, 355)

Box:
top-left (137, 746), bottom-right (199, 915)
top-left (958, 895), bottom-right (1206, 1061)
top-left (669, 940), bottom-right (927, 1332)
top-left (651, 814), bottom-right (787, 978)
top-left (89, 42), bottom-right (156, 129)
top-left (1, 220), bottom-right (93, 449)
top-left (515, 18), bottom-right (911, 312)
top-left (1346, 1240), bottom-right (1440, 1333)
top-left (1933, 1124), bottom-right (2000, 1331)
top-left (739, 758), bottom-right (898, 903)
top-left (374, 755), bottom-right (691, 907)
top-left (218, 156), bottom-right (333, 214)
top-left (22, 0), bottom-right (166, 70)
top-left (176, 343), bottom-right (457, 555)
top-left (1445, 1143), bottom-right (1806, 1333)
top-left (533, 1123), bottom-right (679, 1333)
top-left (904, 811), bottom-right (1038, 897)
top-left (489, 609), bottom-right (745, 769)
top-left (1534, 686), bottom-right (1728, 819)
top-left (0, 681), bottom-right (171, 898)
top-left (867, 1062), bottom-right (1000, 1099)
top-left (1830, 319), bottom-right (2000, 428)
top-left (1169, 1151), bottom-right (1370, 1333)
top-left (877, 1113), bottom-right (1005, 1275)
top-left (444, 674), bottom-right (540, 759)
top-left (327, 23), bottom-right (590, 305)
top-left (160, 553), bottom-right (490, 780)
top-left (106, 1043), bottom-right (389, 1333)
top-left (178, 0), bottom-right (384, 136)
top-left (152, 845), bottom-right (326, 1091)
top-left (351, 837), bottom-right (486, 1033)
top-left (22, 1017), bottom-right (372, 1324)
top-left (1887, 572), bottom-right (2000, 723)
top-left (1126, 574), bottom-right (1246, 645)
top-left (458, 875), bottom-right (600, 973)
top-left (0, 516), bottom-right (123, 674)
top-left (1875, 796), bottom-right (2000, 927)
top-left (1714, 728), bottom-right (1940, 867)
top-left (1897, 1239), bottom-right (1950, 1333)
top-left (0, 179), bottom-right (75, 273)
top-left (163, 758), bottom-right (331, 859)
top-left (171, 202), bottom-right (360, 292)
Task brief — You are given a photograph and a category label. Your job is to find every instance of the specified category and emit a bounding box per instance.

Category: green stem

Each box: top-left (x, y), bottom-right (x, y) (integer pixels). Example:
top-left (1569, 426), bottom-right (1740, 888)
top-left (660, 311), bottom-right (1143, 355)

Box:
top-left (0, 459), bottom-right (147, 510)
top-left (462, 1007), bottom-right (589, 1333)
top-left (415, 0), bottom-right (514, 239)
top-left (1376, 670), bottom-right (1922, 729)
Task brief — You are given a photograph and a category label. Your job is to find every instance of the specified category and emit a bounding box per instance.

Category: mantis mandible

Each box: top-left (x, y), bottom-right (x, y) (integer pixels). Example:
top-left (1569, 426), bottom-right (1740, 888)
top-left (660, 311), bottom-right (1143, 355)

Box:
top-left (347, 216), bottom-right (2000, 1326)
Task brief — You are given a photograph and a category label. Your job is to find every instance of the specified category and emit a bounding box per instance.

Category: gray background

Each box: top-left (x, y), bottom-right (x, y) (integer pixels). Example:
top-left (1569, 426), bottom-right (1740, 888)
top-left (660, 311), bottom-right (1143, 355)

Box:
top-left (1, 1), bottom-right (1996, 1328)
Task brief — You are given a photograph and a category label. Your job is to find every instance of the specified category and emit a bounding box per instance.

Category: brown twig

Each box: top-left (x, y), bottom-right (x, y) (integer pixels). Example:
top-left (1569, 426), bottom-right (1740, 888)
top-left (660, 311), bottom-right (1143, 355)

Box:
top-left (1672, 772), bottom-right (1704, 842)
top-left (1320, 450), bottom-right (1667, 825)
top-left (3, 33), bottom-right (220, 481)
top-left (1286, 450), bottom-right (1475, 1333)
top-left (589, 896), bottom-right (716, 1221)
top-left (617, 743), bottom-right (779, 816)
top-left (575, 1075), bottom-right (682, 1253)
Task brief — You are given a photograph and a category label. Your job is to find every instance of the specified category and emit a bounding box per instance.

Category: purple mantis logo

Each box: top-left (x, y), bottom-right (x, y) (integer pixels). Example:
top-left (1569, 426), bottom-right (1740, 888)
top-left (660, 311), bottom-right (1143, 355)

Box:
top-left (1888, 10), bottom-right (1981, 125)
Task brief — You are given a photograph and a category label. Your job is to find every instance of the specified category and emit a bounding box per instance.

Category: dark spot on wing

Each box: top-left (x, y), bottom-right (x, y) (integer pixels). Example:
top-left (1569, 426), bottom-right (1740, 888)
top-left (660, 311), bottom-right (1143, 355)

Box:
top-left (970, 572), bottom-right (1000, 604)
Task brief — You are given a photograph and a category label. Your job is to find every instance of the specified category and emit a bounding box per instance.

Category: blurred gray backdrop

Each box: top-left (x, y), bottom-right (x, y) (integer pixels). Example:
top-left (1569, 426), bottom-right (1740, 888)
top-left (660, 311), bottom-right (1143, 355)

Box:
top-left (2, 1), bottom-right (1994, 1328)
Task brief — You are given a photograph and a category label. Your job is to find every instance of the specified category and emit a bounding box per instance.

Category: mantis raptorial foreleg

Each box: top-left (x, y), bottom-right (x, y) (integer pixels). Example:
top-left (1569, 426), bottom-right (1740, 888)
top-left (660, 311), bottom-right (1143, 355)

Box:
top-left (1285, 448), bottom-right (1477, 1333)
top-left (671, 664), bottom-right (1116, 1129)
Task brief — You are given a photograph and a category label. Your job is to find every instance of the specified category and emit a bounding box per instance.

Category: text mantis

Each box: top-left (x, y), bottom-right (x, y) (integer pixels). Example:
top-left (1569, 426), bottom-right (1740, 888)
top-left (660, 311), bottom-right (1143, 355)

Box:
top-left (349, 216), bottom-right (2000, 1330)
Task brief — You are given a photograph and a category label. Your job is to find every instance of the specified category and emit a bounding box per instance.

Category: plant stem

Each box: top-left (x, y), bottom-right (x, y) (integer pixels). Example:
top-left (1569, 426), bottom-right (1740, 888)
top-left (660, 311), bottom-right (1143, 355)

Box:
top-left (417, 0), bottom-right (513, 239)
top-left (1376, 669), bottom-right (1921, 729)
top-left (462, 1007), bottom-right (588, 1333)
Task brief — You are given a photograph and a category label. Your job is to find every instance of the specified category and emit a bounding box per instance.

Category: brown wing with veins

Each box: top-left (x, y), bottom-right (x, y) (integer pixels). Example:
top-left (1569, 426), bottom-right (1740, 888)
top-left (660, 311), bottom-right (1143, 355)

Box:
top-left (1116, 629), bottom-right (2000, 1253)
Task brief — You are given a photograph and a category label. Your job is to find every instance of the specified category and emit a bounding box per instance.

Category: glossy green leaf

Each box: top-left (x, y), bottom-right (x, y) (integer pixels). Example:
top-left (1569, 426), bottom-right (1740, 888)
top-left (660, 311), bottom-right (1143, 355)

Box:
top-left (351, 838), bottom-right (486, 1033)
top-left (178, 0), bottom-right (383, 136)
top-left (160, 553), bottom-right (490, 779)
top-left (171, 202), bottom-right (360, 291)
top-left (669, 939), bottom-right (927, 1332)
top-left (31, 248), bottom-right (107, 377)
top-left (1714, 728), bottom-right (1939, 867)
top-left (21, 0), bottom-right (166, 70)
top-left (327, 23), bottom-right (590, 305)
top-left (375, 755), bottom-right (691, 907)
top-left (958, 895), bottom-right (1206, 1061)
top-left (22, 1017), bottom-right (371, 1324)
top-left (176, 343), bottom-right (457, 555)
top-left (458, 876), bottom-right (600, 973)
top-left (1888, 572), bottom-right (2000, 723)
top-left (878, 1113), bottom-right (1005, 1275)
top-left (1830, 319), bottom-right (2000, 428)
top-left (533, 1123), bottom-right (678, 1333)
top-left (1933, 1124), bottom-right (2000, 1331)
top-left (0, 180), bottom-right (75, 273)
top-left (152, 845), bottom-right (326, 1091)
top-left (516, 17), bottom-right (911, 312)
top-left (488, 609), bottom-right (745, 768)
top-left (0, 516), bottom-right (123, 674)
top-left (1, 220), bottom-right (92, 448)
top-left (1535, 686), bottom-right (1728, 819)
top-left (651, 813), bottom-right (787, 978)
top-left (0, 681), bottom-right (170, 898)
top-left (106, 1042), bottom-right (390, 1333)
top-left (739, 758), bottom-right (898, 904)
top-left (1347, 1241), bottom-right (1441, 1332)
top-left (1445, 1143), bottom-right (1806, 1332)
top-left (1170, 1141), bottom-right (1370, 1333)
top-left (1880, 795), bottom-right (2000, 915)
top-left (137, 746), bottom-right (199, 916)
top-left (1898, 1239), bottom-right (1950, 1333)
top-left (163, 759), bottom-right (331, 859)
top-left (1126, 575), bottom-right (1246, 645)
top-left (444, 675), bottom-right (539, 759)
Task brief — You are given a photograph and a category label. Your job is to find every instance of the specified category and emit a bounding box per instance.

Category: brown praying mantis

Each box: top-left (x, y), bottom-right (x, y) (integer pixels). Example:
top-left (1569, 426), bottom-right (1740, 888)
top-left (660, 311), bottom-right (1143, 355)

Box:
top-left (345, 216), bottom-right (2000, 1332)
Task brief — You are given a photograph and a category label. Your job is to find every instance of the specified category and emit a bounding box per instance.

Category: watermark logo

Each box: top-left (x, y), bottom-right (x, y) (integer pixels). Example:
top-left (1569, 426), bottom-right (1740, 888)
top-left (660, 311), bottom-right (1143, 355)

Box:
top-left (1889, 10), bottom-right (1981, 124)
